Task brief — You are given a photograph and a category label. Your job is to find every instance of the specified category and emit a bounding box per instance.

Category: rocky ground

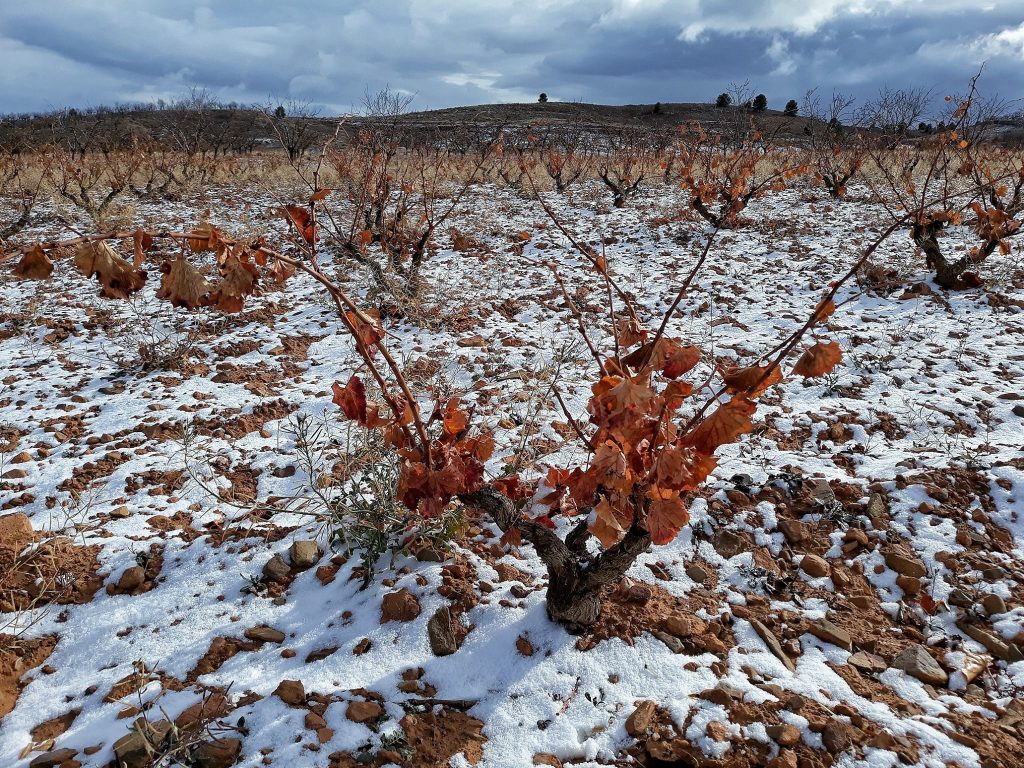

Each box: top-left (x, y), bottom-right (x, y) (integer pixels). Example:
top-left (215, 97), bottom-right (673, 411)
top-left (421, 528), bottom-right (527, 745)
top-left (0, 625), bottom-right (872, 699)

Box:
top-left (1, 176), bottom-right (1023, 768)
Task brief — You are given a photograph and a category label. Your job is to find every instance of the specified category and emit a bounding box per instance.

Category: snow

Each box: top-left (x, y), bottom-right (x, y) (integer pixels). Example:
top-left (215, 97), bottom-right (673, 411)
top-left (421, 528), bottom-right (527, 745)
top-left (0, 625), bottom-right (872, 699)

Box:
top-left (1, 176), bottom-right (1022, 766)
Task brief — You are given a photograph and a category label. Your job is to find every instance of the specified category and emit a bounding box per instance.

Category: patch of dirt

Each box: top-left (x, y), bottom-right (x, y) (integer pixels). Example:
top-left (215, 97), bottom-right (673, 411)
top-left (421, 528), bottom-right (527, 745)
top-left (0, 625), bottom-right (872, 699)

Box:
top-left (0, 537), bottom-right (104, 611)
top-left (192, 399), bottom-right (297, 439)
top-left (0, 635), bottom-right (57, 719)
top-left (399, 708), bottom-right (486, 767)
top-left (186, 636), bottom-right (260, 683)
top-left (577, 580), bottom-right (731, 654)
top-left (30, 706), bottom-right (81, 742)
top-left (125, 468), bottom-right (186, 497)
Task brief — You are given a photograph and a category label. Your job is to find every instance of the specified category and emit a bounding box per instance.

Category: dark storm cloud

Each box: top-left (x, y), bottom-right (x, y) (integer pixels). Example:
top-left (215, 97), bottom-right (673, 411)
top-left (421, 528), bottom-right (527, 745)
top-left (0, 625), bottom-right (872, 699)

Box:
top-left (1, 1), bottom-right (1021, 116)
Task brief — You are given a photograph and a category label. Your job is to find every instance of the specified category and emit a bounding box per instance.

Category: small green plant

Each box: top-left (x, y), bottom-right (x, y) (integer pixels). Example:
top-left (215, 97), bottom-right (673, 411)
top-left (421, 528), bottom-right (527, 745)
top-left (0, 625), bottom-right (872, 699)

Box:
top-left (286, 413), bottom-right (465, 587)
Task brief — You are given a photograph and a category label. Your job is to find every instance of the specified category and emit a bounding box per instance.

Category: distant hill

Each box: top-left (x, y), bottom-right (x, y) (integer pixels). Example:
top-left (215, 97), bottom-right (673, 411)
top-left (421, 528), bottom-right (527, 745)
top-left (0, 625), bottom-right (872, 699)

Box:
top-left (1, 100), bottom-right (1020, 152)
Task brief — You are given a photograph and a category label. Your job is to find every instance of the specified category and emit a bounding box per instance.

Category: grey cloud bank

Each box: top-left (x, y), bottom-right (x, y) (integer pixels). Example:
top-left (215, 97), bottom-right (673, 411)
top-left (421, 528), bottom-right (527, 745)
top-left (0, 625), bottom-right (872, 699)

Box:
top-left (1, 1), bottom-right (1022, 115)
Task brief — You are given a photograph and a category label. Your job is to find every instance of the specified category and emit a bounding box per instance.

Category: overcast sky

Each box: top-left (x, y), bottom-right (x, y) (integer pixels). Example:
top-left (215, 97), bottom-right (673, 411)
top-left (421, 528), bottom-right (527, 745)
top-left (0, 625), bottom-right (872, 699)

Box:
top-left (1, 1), bottom-right (1021, 117)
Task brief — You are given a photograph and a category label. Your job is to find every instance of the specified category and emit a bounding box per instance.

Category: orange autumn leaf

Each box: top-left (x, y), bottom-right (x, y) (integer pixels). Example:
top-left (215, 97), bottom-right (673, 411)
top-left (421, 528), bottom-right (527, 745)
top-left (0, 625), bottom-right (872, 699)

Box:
top-left (645, 487), bottom-right (689, 545)
top-left (684, 397), bottom-right (756, 455)
top-left (210, 251), bottom-right (259, 313)
top-left (14, 245), bottom-right (53, 279)
top-left (662, 342), bottom-right (701, 379)
top-left (622, 337), bottom-right (699, 378)
top-left (591, 376), bottom-right (657, 420)
top-left (332, 375), bottom-right (368, 424)
top-left (813, 295), bottom-right (836, 324)
top-left (615, 317), bottom-right (647, 348)
top-left (74, 241), bottom-right (147, 299)
top-left (590, 440), bottom-right (629, 493)
top-left (187, 223), bottom-right (220, 252)
top-left (344, 310), bottom-right (383, 349)
top-left (155, 255), bottom-right (210, 309)
top-left (720, 363), bottom-right (782, 396)
top-left (654, 445), bottom-right (717, 492)
top-left (467, 431), bottom-right (496, 461)
top-left (793, 341), bottom-right (842, 378)
top-left (282, 204), bottom-right (317, 245)
top-left (442, 398), bottom-right (469, 437)
top-left (132, 229), bottom-right (153, 266)
top-left (589, 497), bottom-right (630, 548)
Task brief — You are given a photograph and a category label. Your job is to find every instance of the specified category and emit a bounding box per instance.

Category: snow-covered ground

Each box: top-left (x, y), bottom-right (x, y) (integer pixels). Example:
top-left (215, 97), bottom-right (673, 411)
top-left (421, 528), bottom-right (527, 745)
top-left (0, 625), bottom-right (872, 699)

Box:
top-left (2, 178), bottom-right (1023, 768)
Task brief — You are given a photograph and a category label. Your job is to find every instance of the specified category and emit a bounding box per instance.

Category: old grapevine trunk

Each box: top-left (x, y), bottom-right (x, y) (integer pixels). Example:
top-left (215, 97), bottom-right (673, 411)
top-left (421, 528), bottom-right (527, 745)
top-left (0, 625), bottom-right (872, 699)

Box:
top-left (912, 219), bottom-right (980, 289)
top-left (460, 488), bottom-right (650, 632)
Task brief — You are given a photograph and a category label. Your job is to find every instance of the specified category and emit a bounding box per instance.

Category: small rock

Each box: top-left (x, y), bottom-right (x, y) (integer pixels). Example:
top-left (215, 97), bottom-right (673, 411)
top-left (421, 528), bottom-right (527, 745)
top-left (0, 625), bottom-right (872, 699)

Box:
top-left (1, 468), bottom-right (28, 479)
top-left (381, 588), bottom-right (421, 623)
top-left (699, 634), bottom-right (730, 655)
top-left (663, 614), bottom-right (707, 638)
top-left (685, 565), bottom-right (708, 583)
top-left (843, 527), bottom-right (869, 546)
top-left (110, 506), bottom-right (131, 519)
top-left (948, 589), bottom-right (973, 607)
top-left (777, 519), bottom-right (806, 543)
top-left (653, 631), bottom-right (685, 654)
top-left (1013, 404), bottom-right (1024, 418)
top-left (706, 720), bottom-right (729, 742)
top-left (766, 723), bottom-right (801, 747)
top-left (0, 512), bottom-right (33, 553)
top-left (869, 731), bottom-right (895, 749)
top-left (626, 584), bottom-right (652, 603)
top-left (493, 562), bottom-right (532, 583)
top-left (118, 566), bottom-right (146, 592)
top-left (273, 679), bottom-right (305, 705)
top-left (112, 733), bottom-right (151, 768)
top-left (516, 635), bottom-right (535, 657)
top-left (768, 750), bottom-right (798, 768)
top-left (849, 651), bottom-right (887, 675)
top-left (457, 334), bottom-right (487, 348)
top-left (822, 719), bottom-right (857, 753)
top-left (892, 645), bottom-right (948, 686)
top-left (533, 755), bottom-right (563, 767)
top-left (981, 593), bottom-right (1007, 616)
top-left (427, 606), bottom-right (458, 656)
top-left (958, 622), bottom-right (1011, 660)
top-left (114, 720), bottom-right (172, 768)
top-left (866, 493), bottom-right (887, 518)
top-left (305, 712), bottom-right (328, 730)
top-left (192, 738), bottom-right (241, 768)
top-left (244, 626), bottom-right (285, 644)
top-left (885, 551), bottom-right (927, 578)
top-left (750, 619), bottom-right (796, 672)
top-left (289, 540), bottom-right (321, 569)
top-left (713, 530), bottom-right (745, 558)
top-left (807, 478), bottom-right (836, 505)
top-left (263, 554), bottom-right (291, 583)
top-left (799, 554), bottom-right (829, 578)
top-left (895, 575), bottom-right (921, 597)
top-left (29, 749), bottom-right (78, 768)
top-left (809, 619), bottom-right (852, 651)
top-left (625, 700), bottom-right (657, 737)
top-left (346, 700), bottom-right (383, 724)
top-left (305, 646), bottom-right (338, 663)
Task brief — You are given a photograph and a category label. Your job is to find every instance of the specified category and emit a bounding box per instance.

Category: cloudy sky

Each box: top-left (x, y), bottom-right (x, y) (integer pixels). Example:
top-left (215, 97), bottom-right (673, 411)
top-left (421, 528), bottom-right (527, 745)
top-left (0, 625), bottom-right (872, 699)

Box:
top-left (1, 1), bottom-right (1021, 116)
